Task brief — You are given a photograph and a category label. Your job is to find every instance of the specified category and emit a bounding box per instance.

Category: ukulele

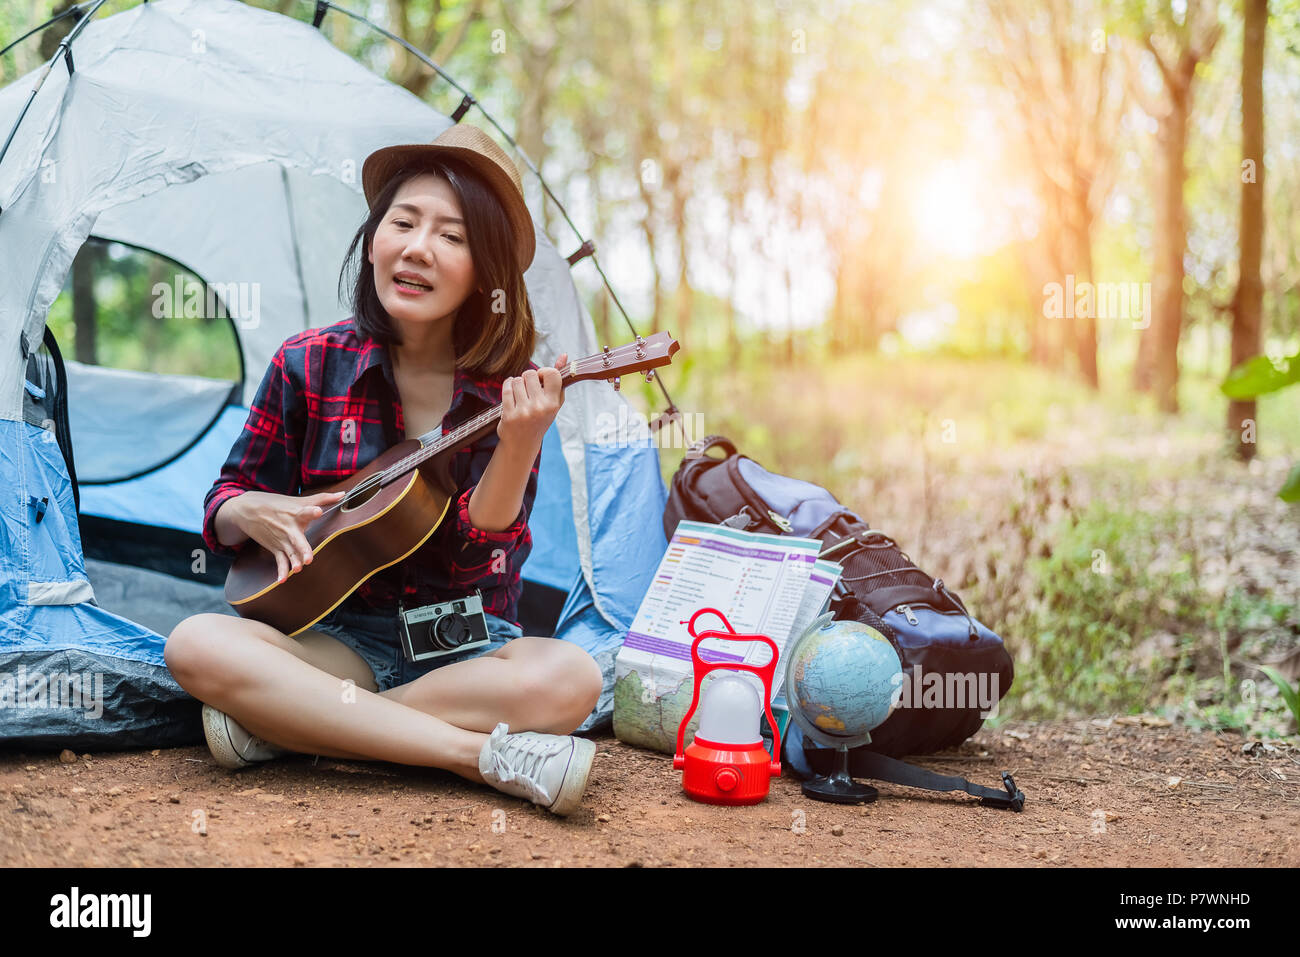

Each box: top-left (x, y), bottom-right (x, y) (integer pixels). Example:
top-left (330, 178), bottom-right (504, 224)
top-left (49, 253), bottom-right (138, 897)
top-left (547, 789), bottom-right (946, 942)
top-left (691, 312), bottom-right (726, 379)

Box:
top-left (224, 333), bottom-right (679, 636)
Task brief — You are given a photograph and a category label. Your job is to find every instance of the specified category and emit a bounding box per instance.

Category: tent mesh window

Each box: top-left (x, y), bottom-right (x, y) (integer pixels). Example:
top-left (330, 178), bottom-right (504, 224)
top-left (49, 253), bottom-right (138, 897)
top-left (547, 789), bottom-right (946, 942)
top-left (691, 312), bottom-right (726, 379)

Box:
top-left (49, 237), bottom-right (244, 485)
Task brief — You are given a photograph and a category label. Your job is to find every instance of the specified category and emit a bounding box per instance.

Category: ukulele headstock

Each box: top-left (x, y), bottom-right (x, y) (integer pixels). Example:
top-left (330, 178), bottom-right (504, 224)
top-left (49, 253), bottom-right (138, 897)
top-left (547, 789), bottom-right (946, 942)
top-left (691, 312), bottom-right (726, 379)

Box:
top-left (563, 332), bottom-right (680, 390)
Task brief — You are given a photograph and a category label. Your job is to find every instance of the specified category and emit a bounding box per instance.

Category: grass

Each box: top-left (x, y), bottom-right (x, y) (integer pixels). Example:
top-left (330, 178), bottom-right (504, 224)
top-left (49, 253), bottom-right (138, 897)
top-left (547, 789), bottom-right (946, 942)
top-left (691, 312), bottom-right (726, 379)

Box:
top-left (636, 333), bottom-right (1300, 738)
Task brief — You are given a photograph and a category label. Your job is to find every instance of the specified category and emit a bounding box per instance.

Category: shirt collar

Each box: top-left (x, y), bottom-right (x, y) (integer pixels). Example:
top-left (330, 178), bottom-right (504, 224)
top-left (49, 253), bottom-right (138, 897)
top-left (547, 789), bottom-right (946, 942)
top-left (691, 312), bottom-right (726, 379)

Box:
top-left (350, 323), bottom-right (504, 410)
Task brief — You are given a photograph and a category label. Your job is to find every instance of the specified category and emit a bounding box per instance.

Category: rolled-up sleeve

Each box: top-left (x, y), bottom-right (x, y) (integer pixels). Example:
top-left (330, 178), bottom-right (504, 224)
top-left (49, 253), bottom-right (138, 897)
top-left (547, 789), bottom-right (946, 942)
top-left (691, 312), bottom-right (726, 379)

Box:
top-left (201, 344), bottom-right (304, 557)
top-left (442, 431), bottom-right (539, 590)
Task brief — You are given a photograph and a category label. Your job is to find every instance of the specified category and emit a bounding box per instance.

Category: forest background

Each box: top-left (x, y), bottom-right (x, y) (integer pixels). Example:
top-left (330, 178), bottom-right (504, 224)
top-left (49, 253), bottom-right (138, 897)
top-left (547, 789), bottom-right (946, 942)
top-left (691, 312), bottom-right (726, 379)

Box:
top-left (4, 0), bottom-right (1298, 737)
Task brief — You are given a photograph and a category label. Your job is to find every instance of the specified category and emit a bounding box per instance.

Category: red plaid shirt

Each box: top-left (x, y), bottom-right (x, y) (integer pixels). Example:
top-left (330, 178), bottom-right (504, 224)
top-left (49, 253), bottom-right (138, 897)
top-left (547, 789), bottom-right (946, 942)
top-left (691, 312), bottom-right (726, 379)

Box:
top-left (202, 317), bottom-right (540, 628)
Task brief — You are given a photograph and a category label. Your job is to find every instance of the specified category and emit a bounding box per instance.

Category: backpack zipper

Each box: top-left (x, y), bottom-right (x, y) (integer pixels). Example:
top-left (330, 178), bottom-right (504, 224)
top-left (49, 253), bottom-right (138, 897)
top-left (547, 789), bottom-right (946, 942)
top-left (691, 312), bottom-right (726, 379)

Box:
top-left (767, 509), bottom-right (793, 532)
top-left (933, 579), bottom-right (979, 640)
top-left (897, 594), bottom-right (978, 639)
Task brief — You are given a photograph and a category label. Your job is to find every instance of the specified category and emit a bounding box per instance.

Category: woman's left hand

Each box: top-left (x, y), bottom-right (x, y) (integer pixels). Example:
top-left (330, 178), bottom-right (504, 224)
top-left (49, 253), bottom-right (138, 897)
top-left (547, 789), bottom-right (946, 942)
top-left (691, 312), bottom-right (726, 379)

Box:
top-left (498, 352), bottom-right (568, 451)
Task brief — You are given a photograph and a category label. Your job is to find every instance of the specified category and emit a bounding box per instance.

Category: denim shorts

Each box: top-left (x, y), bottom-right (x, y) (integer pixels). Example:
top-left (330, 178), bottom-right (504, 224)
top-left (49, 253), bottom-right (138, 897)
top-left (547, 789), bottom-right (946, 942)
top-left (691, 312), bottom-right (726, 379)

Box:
top-left (308, 601), bottom-right (524, 693)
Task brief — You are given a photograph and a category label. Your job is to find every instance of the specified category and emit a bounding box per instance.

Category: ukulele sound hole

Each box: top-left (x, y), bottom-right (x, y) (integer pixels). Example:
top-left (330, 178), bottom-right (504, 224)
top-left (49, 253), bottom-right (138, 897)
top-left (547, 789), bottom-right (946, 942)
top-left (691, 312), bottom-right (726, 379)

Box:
top-left (340, 482), bottom-right (380, 512)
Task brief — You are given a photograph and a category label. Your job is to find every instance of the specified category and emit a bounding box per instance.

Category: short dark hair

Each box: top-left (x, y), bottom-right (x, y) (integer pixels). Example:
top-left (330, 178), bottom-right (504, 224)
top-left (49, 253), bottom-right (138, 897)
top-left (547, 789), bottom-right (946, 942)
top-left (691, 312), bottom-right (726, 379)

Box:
top-left (337, 157), bottom-right (536, 378)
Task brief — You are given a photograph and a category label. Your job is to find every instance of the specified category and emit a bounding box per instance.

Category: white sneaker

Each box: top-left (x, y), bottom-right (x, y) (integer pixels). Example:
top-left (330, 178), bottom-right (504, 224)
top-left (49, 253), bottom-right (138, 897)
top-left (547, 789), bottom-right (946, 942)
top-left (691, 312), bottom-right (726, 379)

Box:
top-left (202, 703), bottom-right (289, 769)
top-left (478, 722), bottom-right (596, 817)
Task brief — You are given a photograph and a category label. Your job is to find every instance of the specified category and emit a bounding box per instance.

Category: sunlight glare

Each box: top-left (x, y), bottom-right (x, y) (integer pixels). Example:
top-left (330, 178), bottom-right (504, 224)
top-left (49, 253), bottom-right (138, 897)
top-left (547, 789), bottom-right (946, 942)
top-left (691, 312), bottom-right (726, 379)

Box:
top-left (913, 163), bottom-right (986, 260)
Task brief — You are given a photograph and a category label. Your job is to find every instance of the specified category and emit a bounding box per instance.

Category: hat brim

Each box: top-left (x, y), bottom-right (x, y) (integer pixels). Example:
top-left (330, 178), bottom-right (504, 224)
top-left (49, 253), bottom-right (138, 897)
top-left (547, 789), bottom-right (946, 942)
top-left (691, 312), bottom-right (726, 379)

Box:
top-left (362, 143), bottom-right (536, 272)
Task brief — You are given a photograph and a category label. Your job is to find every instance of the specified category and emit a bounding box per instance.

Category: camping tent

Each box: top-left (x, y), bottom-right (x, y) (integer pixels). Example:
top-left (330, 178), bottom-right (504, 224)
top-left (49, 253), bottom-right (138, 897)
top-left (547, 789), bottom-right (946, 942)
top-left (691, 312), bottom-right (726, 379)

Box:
top-left (0, 0), bottom-right (670, 747)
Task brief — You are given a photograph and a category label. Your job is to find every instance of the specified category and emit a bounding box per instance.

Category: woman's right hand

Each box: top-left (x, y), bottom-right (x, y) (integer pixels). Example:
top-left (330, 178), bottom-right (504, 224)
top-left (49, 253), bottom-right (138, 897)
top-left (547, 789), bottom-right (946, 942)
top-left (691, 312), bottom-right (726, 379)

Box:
top-left (226, 490), bottom-right (346, 583)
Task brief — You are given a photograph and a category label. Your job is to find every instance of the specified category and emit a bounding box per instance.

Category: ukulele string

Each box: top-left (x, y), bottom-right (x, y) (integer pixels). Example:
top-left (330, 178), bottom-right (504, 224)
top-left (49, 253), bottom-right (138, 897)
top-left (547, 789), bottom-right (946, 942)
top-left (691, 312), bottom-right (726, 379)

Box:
top-left (306, 357), bottom-right (600, 521)
top-left (309, 402), bottom-right (504, 521)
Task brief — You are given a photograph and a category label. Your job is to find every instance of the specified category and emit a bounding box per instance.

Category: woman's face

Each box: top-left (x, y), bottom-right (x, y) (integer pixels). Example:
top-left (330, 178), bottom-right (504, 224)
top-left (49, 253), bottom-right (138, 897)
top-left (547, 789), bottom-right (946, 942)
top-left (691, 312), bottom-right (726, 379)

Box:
top-left (368, 172), bottom-right (477, 332)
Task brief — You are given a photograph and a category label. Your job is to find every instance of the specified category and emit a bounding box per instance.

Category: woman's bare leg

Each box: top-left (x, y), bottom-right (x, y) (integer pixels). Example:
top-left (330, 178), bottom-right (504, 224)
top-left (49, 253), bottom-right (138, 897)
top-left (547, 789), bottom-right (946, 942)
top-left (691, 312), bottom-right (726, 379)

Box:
top-left (165, 613), bottom-right (488, 781)
top-left (381, 637), bottom-right (603, 735)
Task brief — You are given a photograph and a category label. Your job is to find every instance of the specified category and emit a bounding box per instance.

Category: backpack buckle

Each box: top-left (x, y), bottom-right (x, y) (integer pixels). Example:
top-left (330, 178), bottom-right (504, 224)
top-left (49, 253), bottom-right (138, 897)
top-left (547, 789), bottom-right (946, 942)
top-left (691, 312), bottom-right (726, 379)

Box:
top-left (979, 772), bottom-right (1025, 812)
top-left (720, 507), bottom-right (758, 530)
top-left (721, 505), bottom-right (792, 533)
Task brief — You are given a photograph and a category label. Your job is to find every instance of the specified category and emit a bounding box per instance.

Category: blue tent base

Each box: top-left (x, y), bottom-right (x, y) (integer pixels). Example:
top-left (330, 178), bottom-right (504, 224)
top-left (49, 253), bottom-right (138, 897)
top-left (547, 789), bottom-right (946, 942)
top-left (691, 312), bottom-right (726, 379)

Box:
top-left (1, 421), bottom-right (200, 751)
top-left (0, 602), bottom-right (203, 752)
top-left (0, 649), bottom-right (203, 751)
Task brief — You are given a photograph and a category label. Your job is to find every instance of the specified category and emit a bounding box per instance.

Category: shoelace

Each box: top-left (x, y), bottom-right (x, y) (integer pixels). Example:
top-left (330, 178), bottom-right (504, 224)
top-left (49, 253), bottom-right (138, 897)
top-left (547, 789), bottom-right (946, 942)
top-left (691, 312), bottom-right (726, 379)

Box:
top-left (488, 732), bottom-right (566, 801)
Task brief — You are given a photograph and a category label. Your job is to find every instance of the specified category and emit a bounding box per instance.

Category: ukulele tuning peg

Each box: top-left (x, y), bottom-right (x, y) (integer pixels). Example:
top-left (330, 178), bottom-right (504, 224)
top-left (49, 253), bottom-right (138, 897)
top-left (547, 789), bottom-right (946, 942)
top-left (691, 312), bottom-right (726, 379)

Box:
top-left (611, 376), bottom-right (621, 392)
top-left (643, 369), bottom-right (655, 382)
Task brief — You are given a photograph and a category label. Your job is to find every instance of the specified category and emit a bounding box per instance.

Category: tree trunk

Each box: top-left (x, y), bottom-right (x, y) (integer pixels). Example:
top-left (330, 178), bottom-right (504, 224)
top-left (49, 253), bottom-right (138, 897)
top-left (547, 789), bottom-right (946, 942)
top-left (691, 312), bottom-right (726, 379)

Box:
top-left (1069, 185), bottom-right (1099, 389)
top-left (637, 171), bottom-right (662, 336)
top-left (1133, 314), bottom-right (1154, 391)
top-left (724, 186), bottom-right (741, 360)
top-left (667, 161), bottom-right (693, 347)
top-left (1228, 0), bottom-right (1266, 460)
top-left (1148, 92), bottom-right (1189, 413)
top-left (71, 244), bottom-right (99, 365)
top-left (1040, 179), bottom-right (1070, 371)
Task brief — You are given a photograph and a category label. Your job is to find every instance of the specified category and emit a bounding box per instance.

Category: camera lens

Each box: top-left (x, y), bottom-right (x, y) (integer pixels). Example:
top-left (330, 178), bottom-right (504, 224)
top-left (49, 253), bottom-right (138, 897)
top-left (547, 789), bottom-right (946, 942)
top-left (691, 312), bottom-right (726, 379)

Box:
top-left (431, 614), bottom-right (472, 650)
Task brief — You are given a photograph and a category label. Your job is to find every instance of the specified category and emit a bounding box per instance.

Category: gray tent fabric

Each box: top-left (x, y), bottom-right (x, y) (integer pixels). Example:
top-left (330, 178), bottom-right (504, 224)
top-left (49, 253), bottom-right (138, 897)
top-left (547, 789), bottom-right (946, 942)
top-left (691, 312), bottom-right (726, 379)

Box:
top-left (66, 361), bottom-right (237, 482)
top-left (83, 559), bottom-right (231, 637)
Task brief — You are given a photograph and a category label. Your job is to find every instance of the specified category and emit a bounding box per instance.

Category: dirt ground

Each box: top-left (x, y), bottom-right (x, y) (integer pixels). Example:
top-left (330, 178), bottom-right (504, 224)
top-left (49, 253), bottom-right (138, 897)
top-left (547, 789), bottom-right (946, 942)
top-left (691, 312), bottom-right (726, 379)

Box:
top-left (2, 717), bottom-right (1297, 867)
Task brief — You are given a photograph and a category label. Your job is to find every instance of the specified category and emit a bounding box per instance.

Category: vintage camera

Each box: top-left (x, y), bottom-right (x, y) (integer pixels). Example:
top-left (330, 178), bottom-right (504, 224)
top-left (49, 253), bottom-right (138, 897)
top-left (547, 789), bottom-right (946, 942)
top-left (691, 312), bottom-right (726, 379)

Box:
top-left (398, 590), bottom-right (491, 663)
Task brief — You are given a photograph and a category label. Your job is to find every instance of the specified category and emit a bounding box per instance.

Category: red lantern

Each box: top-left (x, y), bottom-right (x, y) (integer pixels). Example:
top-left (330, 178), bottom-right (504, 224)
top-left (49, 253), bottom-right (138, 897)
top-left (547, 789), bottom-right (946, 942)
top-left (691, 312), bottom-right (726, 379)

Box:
top-left (673, 608), bottom-right (782, 805)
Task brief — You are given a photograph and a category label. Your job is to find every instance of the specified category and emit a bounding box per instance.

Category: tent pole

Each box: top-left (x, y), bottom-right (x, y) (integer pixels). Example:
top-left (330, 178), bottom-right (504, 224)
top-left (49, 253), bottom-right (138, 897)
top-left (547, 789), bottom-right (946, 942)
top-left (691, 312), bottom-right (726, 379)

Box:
top-left (0, 1), bottom-right (89, 58)
top-left (0, 0), bottom-right (112, 217)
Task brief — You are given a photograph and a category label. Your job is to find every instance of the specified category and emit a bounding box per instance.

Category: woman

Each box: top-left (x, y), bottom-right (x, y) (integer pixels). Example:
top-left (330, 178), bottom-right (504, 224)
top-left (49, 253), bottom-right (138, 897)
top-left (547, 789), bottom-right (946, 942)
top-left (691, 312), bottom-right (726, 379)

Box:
top-left (164, 125), bottom-right (602, 817)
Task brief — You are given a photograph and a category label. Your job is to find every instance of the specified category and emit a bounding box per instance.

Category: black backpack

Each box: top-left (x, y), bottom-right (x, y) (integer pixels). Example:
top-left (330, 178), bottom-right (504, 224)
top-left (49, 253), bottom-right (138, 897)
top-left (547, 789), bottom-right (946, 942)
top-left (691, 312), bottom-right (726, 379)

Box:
top-left (663, 436), bottom-right (1016, 763)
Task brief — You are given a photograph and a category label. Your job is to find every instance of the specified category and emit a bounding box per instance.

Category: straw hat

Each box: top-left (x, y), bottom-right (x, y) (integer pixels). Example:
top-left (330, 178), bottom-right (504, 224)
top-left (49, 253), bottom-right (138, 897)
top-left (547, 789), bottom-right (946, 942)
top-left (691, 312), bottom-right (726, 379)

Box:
top-left (362, 123), bottom-right (536, 271)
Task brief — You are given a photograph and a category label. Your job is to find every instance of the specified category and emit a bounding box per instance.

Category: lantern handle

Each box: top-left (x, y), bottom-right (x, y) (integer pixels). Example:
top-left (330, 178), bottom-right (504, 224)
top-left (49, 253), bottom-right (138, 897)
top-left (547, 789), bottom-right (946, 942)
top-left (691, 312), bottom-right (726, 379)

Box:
top-left (672, 608), bottom-right (782, 777)
top-left (681, 606), bottom-right (737, 640)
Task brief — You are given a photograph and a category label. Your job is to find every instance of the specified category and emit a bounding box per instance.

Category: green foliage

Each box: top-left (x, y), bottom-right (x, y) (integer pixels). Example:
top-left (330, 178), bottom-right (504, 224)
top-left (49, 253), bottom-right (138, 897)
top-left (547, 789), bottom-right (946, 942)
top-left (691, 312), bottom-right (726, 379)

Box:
top-left (1280, 464), bottom-right (1300, 503)
top-left (1222, 350), bottom-right (1300, 500)
top-left (1179, 592), bottom-right (1300, 736)
top-left (1260, 666), bottom-right (1300, 729)
top-left (1221, 351), bottom-right (1300, 399)
top-left (975, 465), bottom-right (1298, 737)
top-left (1013, 503), bottom-right (1178, 716)
top-left (641, 336), bottom-right (1300, 734)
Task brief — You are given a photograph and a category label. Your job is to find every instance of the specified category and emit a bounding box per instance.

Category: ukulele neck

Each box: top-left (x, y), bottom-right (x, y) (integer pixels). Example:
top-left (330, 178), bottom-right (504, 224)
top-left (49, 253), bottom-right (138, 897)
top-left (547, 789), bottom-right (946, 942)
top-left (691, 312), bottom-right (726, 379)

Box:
top-left (409, 361), bottom-right (577, 460)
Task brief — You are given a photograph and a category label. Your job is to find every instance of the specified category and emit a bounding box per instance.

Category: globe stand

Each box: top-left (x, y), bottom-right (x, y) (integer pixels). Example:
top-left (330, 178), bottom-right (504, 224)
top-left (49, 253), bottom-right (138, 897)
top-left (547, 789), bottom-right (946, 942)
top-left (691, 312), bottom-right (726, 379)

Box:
top-left (801, 745), bottom-right (878, 804)
top-left (784, 611), bottom-right (902, 806)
